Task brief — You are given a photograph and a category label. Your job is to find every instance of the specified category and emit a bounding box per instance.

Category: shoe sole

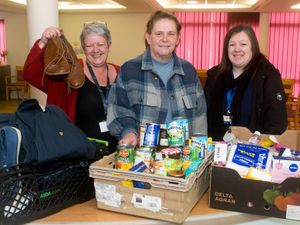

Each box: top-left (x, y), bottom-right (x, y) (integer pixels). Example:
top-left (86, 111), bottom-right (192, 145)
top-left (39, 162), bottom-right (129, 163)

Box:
top-left (2, 127), bottom-right (24, 218)
top-left (11, 127), bottom-right (21, 165)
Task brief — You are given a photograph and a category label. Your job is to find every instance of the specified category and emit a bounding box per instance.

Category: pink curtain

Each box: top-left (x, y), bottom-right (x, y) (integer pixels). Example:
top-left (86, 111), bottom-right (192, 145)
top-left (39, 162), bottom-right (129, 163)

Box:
top-left (175, 12), bottom-right (259, 71)
top-left (174, 12), bottom-right (228, 70)
top-left (0, 19), bottom-right (7, 64)
top-left (228, 13), bottom-right (259, 39)
top-left (268, 12), bottom-right (300, 97)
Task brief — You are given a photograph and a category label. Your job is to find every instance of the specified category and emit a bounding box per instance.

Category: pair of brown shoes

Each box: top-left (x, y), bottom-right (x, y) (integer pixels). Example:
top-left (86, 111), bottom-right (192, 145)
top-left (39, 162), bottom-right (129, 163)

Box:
top-left (44, 35), bottom-right (85, 89)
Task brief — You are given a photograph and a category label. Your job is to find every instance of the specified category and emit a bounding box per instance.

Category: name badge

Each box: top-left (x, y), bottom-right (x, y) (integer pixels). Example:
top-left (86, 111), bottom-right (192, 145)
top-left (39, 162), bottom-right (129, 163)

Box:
top-left (99, 121), bottom-right (109, 133)
top-left (223, 115), bottom-right (232, 125)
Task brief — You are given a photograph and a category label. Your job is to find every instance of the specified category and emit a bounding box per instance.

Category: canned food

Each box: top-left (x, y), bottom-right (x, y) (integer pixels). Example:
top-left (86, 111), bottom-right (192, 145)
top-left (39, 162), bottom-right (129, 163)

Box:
top-left (182, 145), bottom-right (192, 171)
top-left (116, 144), bottom-right (135, 170)
top-left (182, 146), bottom-right (192, 161)
top-left (134, 146), bottom-right (155, 170)
top-left (173, 117), bottom-right (189, 142)
top-left (143, 123), bottom-right (160, 147)
top-left (166, 120), bottom-right (184, 146)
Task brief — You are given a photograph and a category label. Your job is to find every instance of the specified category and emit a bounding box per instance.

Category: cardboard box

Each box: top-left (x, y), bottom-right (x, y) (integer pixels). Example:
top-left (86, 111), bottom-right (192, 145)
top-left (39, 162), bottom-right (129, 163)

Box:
top-left (209, 126), bottom-right (300, 221)
top-left (89, 151), bottom-right (213, 224)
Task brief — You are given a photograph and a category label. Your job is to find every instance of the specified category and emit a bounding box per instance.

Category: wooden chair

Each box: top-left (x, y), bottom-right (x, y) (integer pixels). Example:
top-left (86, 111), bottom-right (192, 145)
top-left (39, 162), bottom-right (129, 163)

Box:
top-left (282, 78), bottom-right (295, 102)
top-left (286, 93), bottom-right (300, 130)
top-left (16, 65), bottom-right (25, 81)
top-left (197, 69), bottom-right (207, 87)
top-left (5, 66), bottom-right (30, 101)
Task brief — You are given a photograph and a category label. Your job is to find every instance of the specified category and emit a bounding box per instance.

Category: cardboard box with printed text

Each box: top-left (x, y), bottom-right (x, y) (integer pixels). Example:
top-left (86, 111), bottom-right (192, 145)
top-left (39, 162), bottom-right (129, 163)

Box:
top-left (209, 126), bottom-right (300, 221)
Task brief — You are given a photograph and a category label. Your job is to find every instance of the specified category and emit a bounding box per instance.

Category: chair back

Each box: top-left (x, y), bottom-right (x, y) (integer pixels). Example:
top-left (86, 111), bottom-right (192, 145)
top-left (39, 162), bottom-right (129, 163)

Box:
top-left (197, 69), bottom-right (207, 87)
top-left (282, 78), bottom-right (295, 101)
top-left (294, 94), bottom-right (300, 130)
top-left (4, 75), bottom-right (12, 85)
top-left (16, 66), bottom-right (24, 81)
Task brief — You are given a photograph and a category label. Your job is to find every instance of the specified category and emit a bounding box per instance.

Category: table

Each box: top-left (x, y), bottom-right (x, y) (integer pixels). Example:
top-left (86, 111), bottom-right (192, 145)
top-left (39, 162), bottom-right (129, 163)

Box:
top-left (26, 192), bottom-right (299, 225)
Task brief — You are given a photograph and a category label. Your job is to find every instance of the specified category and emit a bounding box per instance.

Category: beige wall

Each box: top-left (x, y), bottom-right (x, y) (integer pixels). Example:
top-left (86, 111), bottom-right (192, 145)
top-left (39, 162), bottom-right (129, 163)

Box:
top-left (1, 11), bottom-right (151, 76)
top-left (1, 11), bottom-right (270, 77)
top-left (59, 12), bottom-right (151, 66)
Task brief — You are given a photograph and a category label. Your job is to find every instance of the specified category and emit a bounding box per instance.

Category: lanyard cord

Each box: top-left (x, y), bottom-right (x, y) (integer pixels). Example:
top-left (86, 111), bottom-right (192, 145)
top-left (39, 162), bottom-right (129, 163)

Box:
top-left (86, 62), bottom-right (110, 115)
top-left (226, 87), bottom-right (235, 113)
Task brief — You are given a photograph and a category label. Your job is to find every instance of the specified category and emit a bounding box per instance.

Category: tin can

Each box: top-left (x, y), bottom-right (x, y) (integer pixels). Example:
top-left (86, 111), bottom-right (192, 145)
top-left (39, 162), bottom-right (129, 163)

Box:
top-left (182, 146), bottom-right (192, 161)
top-left (134, 146), bottom-right (155, 170)
top-left (116, 144), bottom-right (135, 170)
top-left (159, 124), bottom-right (168, 146)
top-left (166, 120), bottom-right (184, 146)
top-left (143, 123), bottom-right (160, 147)
top-left (181, 145), bottom-right (192, 171)
top-left (173, 117), bottom-right (189, 142)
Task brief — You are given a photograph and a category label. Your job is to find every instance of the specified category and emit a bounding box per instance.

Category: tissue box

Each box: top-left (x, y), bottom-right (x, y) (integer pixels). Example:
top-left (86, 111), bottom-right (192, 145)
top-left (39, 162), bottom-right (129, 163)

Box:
top-left (271, 157), bottom-right (300, 183)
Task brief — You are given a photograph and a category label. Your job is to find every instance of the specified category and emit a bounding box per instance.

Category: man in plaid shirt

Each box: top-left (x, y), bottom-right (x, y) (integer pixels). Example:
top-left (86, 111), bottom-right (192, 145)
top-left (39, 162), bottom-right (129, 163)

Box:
top-left (107, 11), bottom-right (207, 146)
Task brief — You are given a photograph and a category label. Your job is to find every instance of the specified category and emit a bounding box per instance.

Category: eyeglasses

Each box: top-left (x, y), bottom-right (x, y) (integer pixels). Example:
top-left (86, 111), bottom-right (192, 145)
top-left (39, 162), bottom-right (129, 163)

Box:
top-left (84, 21), bottom-right (107, 27)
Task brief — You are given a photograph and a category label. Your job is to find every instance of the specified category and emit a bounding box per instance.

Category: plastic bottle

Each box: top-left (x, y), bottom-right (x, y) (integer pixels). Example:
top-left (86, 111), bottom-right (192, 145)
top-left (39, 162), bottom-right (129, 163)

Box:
top-left (248, 131), bottom-right (261, 145)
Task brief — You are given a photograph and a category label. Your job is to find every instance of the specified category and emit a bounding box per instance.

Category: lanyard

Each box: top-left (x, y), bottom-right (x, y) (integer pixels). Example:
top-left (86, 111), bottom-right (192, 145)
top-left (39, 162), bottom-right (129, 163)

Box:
top-left (87, 62), bottom-right (110, 115)
top-left (226, 87), bottom-right (235, 113)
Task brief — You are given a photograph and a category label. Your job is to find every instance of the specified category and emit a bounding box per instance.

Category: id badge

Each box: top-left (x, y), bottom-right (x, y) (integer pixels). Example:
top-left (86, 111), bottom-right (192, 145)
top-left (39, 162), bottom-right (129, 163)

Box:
top-left (99, 121), bottom-right (109, 133)
top-left (223, 115), bottom-right (232, 125)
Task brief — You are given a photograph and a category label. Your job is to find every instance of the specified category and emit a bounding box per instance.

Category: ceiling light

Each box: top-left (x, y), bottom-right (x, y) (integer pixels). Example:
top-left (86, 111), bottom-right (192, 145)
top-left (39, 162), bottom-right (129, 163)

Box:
top-left (291, 4), bottom-right (300, 9)
top-left (9, 0), bottom-right (26, 5)
top-left (176, 4), bottom-right (249, 9)
top-left (186, 1), bottom-right (198, 4)
top-left (59, 4), bottom-right (125, 10)
top-left (9, 0), bottom-right (126, 10)
top-left (248, 0), bottom-right (258, 4)
top-left (59, 1), bottom-right (72, 6)
top-left (156, 0), bottom-right (255, 9)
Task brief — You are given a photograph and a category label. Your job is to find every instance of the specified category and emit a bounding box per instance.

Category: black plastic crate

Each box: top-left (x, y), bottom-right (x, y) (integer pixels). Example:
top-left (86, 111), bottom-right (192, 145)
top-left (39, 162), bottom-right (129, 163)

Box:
top-left (0, 159), bottom-right (95, 225)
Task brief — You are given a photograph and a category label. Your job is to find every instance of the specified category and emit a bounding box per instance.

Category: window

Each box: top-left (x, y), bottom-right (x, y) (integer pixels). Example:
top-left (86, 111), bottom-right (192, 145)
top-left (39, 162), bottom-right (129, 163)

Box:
top-left (174, 12), bottom-right (259, 70)
top-left (174, 12), bottom-right (228, 70)
top-left (0, 19), bottom-right (7, 64)
top-left (268, 12), bottom-right (300, 96)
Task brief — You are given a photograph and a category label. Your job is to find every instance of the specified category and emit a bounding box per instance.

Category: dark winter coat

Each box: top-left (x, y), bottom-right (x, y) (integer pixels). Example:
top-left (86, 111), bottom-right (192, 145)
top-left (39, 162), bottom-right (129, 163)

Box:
top-left (205, 57), bottom-right (287, 141)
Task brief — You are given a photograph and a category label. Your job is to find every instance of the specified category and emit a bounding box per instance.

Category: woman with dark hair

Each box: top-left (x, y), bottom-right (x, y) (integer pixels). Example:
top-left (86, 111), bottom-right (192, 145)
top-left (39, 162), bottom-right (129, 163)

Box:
top-left (205, 24), bottom-right (287, 141)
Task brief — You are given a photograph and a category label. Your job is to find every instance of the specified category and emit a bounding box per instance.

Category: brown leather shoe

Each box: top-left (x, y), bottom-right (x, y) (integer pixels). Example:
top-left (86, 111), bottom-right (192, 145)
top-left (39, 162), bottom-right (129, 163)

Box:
top-left (44, 37), bottom-right (70, 75)
top-left (61, 35), bottom-right (85, 89)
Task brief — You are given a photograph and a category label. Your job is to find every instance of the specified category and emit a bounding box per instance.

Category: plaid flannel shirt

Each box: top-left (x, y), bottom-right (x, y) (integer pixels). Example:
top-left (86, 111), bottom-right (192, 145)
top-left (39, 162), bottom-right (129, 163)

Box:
top-left (107, 49), bottom-right (207, 139)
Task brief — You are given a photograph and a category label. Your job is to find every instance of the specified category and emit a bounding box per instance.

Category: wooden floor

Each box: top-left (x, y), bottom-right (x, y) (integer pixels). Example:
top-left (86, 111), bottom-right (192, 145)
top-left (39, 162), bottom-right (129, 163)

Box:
top-left (0, 100), bottom-right (22, 113)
